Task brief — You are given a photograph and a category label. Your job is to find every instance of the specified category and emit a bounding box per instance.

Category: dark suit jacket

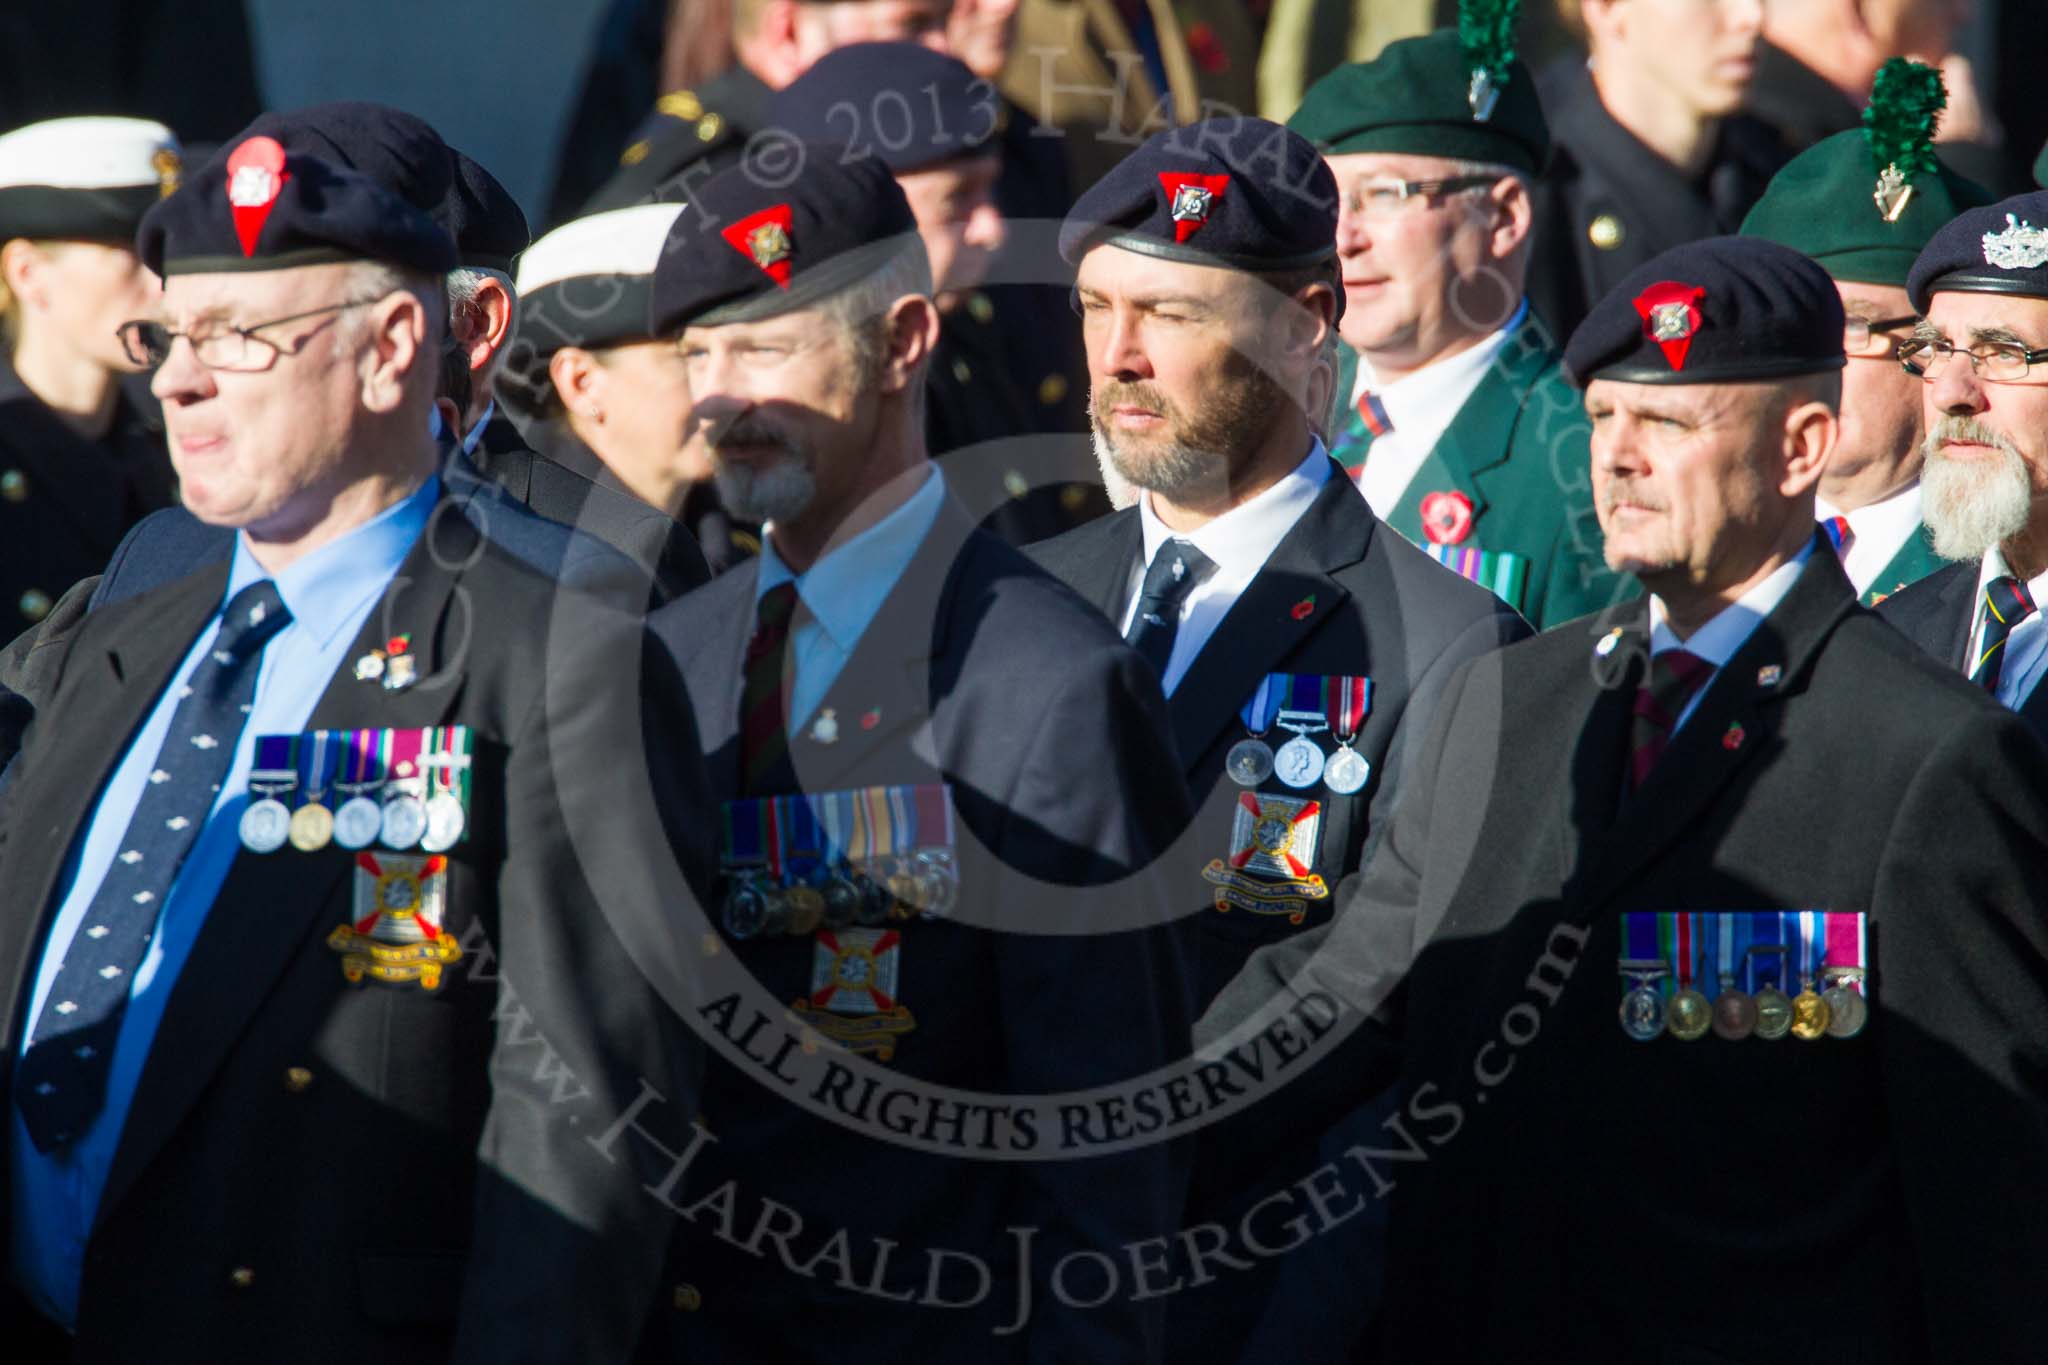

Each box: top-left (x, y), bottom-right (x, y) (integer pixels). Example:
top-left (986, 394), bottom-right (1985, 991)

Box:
top-left (637, 491), bottom-right (1193, 1364)
top-left (1203, 548), bottom-right (2048, 1363)
top-left (1877, 558), bottom-right (2048, 741)
top-left (0, 495), bottom-right (708, 1363)
top-left (1027, 461), bottom-right (1527, 1364)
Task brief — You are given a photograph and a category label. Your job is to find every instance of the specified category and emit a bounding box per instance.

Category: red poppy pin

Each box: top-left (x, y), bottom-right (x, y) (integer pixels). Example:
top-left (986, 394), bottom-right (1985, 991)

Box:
top-left (1722, 722), bottom-right (1745, 751)
top-left (1290, 595), bottom-right (1316, 621)
top-left (224, 136), bottom-right (288, 258)
top-left (861, 708), bottom-right (882, 730)
top-left (1420, 490), bottom-right (1475, 545)
top-left (386, 634), bottom-right (411, 656)
top-left (1632, 281), bottom-right (1707, 372)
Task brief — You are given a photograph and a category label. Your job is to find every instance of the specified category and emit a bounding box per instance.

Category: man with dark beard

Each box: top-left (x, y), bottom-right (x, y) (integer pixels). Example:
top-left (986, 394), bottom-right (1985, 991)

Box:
top-left (637, 149), bottom-right (1192, 1363)
top-left (1024, 118), bottom-right (1526, 1364)
top-left (1881, 190), bottom-right (2048, 738)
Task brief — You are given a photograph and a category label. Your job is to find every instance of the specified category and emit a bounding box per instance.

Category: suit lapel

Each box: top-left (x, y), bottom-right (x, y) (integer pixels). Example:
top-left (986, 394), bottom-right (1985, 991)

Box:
top-left (1382, 331), bottom-right (1549, 540)
top-left (0, 566), bottom-right (232, 1062)
top-left (1861, 525), bottom-right (1943, 608)
top-left (1168, 468), bottom-right (1370, 766)
top-left (1574, 552), bottom-right (1859, 916)
top-left (1059, 506), bottom-right (1144, 622)
top-left (675, 570), bottom-right (758, 802)
top-left (96, 514), bottom-right (476, 1224)
top-left (1552, 610), bottom-right (1648, 889)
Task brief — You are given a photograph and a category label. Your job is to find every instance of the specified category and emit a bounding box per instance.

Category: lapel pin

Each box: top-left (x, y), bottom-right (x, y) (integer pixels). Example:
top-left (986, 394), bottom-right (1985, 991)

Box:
top-left (1290, 595), bottom-right (1316, 621)
top-left (383, 654), bottom-right (417, 692)
top-left (1596, 627), bottom-right (1624, 658)
top-left (861, 707), bottom-right (882, 731)
top-left (353, 650), bottom-right (386, 682)
top-left (1722, 722), bottom-right (1746, 752)
top-left (811, 708), bottom-right (839, 744)
top-left (1756, 664), bottom-right (1782, 687)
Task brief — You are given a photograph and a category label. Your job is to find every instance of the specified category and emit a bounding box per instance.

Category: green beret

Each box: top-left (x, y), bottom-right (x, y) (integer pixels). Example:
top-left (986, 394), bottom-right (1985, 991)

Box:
top-left (1741, 59), bottom-right (1993, 289)
top-left (1287, 28), bottom-right (1549, 176)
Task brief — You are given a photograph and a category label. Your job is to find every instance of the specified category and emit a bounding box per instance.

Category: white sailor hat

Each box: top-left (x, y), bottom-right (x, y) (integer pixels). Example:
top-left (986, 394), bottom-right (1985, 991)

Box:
top-left (0, 116), bottom-right (182, 240)
top-left (500, 203), bottom-right (686, 414)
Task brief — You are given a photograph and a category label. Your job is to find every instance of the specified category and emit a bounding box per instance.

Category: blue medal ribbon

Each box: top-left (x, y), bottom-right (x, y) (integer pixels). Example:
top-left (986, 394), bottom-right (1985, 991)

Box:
top-left (1239, 675), bottom-right (1283, 734)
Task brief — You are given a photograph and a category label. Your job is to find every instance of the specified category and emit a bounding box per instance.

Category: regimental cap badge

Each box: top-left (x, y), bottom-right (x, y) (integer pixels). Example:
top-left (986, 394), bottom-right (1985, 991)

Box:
top-left (223, 135), bottom-right (288, 258)
top-left (1983, 213), bottom-right (2048, 272)
top-left (720, 203), bottom-right (796, 287)
top-left (152, 146), bottom-right (181, 199)
top-left (1459, 0), bottom-right (1523, 122)
top-left (1158, 172), bottom-right (1230, 243)
top-left (1632, 280), bottom-right (1707, 371)
top-left (1862, 57), bottom-right (1946, 224)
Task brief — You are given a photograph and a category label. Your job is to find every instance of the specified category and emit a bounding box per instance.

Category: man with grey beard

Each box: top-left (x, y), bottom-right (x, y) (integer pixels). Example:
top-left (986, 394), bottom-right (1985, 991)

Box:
top-left (1881, 191), bottom-right (2048, 737)
top-left (1024, 117), bottom-right (1525, 1364)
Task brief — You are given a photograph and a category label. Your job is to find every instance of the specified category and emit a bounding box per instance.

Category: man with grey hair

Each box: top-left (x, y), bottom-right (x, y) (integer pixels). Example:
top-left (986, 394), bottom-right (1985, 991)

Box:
top-left (1881, 190), bottom-right (2048, 739)
top-left (1289, 23), bottom-right (1624, 628)
top-left (638, 150), bottom-right (1192, 1361)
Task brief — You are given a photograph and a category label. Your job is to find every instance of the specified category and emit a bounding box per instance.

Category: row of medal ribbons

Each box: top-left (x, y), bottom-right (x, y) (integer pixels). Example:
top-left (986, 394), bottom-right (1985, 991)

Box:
top-left (1225, 672), bottom-right (1373, 796)
top-left (1618, 910), bottom-right (1869, 1043)
top-left (720, 782), bottom-right (958, 941)
top-left (238, 726), bottom-right (475, 856)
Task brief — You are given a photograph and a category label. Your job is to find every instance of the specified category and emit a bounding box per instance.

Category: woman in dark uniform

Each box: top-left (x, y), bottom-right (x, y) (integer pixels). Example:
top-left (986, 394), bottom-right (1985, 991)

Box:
top-left (0, 116), bottom-right (182, 629)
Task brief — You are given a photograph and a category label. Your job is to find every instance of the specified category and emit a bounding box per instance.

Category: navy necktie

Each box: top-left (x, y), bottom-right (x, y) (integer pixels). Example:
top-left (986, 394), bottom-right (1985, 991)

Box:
top-left (1972, 575), bottom-right (2038, 694)
top-left (17, 579), bottom-right (290, 1152)
top-left (1125, 540), bottom-right (1216, 682)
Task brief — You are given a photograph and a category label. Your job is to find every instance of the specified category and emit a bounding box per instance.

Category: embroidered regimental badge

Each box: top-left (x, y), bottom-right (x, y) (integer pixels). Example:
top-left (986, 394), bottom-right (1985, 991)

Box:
top-left (1983, 214), bottom-right (2048, 271)
top-left (329, 852), bottom-right (462, 991)
top-left (1201, 791), bottom-right (1329, 923)
top-left (789, 927), bottom-right (917, 1060)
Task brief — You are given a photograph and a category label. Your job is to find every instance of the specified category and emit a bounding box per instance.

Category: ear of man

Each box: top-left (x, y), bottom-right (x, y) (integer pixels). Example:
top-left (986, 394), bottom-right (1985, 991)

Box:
top-left (359, 289), bottom-right (432, 414)
top-left (879, 293), bottom-right (940, 396)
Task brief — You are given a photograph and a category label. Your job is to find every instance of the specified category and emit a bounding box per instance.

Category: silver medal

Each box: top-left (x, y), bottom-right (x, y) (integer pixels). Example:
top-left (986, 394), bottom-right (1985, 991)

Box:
top-left (239, 797), bottom-right (291, 853)
top-left (1619, 984), bottom-right (1666, 1041)
top-left (1225, 738), bottom-right (1275, 787)
top-left (1323, 745), bottom-right (1369, 796)
top-left (1273, 734), bottom-right (1325, 789)
top-left (380, 794), bottom-right (428, 850)
top-left (332, 796), bottom-right (384, 850)
top-left (420, 790), bottom-right (467, 853)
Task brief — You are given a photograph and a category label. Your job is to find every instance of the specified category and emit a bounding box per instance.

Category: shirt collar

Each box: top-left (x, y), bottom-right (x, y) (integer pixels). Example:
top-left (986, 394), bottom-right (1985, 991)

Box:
top-left (1816, 479), bottom-right (1923, 539)
top-left (756, 466), bottom-right (946, 651)
top-left (1649, 541), bottom-right (1813, 667)
top-left (1138, 439), bottom-right (1331, 573)
top-left (1975, 542), bottom-right (2048, 606)
top-left (226, 475), bottom-right (440, 649)
top-left (1353, 299), bottom-right (1528, 415)
top-left (461, 399), bottom-right (495, 457)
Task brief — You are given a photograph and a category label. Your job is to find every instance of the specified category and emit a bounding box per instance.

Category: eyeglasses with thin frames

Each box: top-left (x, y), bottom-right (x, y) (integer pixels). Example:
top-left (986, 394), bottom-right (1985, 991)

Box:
top-left (116, 295), bottom-right (391, 372)
top-left (1898, 334), bottom-right (2048, 383)
top-left (1341, 175), bottom-right (1500, 221)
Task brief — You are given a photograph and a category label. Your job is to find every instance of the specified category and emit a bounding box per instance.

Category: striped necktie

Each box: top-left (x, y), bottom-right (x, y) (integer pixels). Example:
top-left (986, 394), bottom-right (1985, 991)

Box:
top-left (739, 581), bottom-right (800, 794)
top-left (1821, 515), bottom-right (1853, 558)
top-left (1971, 575), bottom-right (2038, 694)
top-left (1331, 390), bottom-right (1392, 475)
top-left (1629, 649), bottom-right (1715, 790)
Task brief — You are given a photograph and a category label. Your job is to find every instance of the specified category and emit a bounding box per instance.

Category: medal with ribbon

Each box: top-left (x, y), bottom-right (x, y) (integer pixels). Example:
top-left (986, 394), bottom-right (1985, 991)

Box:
top-left (1661, 913), bottom-right (1711, 1041)
top-left (1618, 912), bottom-right (1669, 1041)
top-left (380, 728), bottom-right (429, 850)
top-left (333, 729), bottom-right (387, 850)
top-left (720, 798), bottom-right (788, 940)
top-left (1820, 912), bottom-right (1868, 1038)
top-left (1321, 675), bottom-right (1372, 796)
top-left (1791, 910), bottom-right (1831, 1040)
top-left (779, 794), bottom-right (829, 936)
top-left (1746, 918), bottom-right (1793, 1040)
top-left (1708, 913), bottom-right (1756, 1039)
top-left (419, 726), bottom-right (473, 853)
top-left (289, 728), bottom-right (338, 851)
top-left (1226, 675), bottom-right (1282, 788)
top-left (1271, 674), bottom-right (1330, 790)
top-left (239, 734), bottom-right (298, 853)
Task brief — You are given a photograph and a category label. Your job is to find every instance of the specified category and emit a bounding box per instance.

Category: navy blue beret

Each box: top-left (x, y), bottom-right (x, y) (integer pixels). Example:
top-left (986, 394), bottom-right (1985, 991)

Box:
top-left (648, 147), bottom-right (920, 336)
top-left (1563, 235), bottom-right (1846, 387)
top-left (769, 43), bottom-right (998, 174)
top-left (1058, 117), bottom-right (1339, 272)
top-left (1906, 190), bottom-right (2048, 313)
top-left (449, 151), bottom-right (530, 273)
top-left (136, 130), bottom-right (457, 276)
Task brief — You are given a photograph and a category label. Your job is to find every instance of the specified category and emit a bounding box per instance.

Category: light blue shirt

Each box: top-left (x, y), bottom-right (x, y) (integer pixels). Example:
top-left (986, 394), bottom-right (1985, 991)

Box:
top-left (1648, 540), bottom-right (1813, 734)
top-left (755, 467), bottom-right (946, 730)
top-left (10, 476), bottom-right (436, 1327)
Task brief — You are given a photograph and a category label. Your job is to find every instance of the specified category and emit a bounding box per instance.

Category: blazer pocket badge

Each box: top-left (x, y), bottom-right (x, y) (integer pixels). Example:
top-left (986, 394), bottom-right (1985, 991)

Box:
top-left (329, 852), bottom-right (463, 991)
top-left (1202, 791), bottom-right (1329, 924)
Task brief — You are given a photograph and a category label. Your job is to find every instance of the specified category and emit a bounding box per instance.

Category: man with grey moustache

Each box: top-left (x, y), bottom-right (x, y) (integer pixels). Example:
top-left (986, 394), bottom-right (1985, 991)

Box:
top-left (1880, 191), bottom-right (2048, 739)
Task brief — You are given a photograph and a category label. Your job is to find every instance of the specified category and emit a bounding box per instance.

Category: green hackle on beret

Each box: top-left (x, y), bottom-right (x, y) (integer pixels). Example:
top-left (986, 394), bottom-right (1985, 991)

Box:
top-left (1740, 59), bottom-right (1992, 289)
top-left (1459, 0), bottom-right (1522, 121)
top-left (1287, 23), bottom-right (1549, 175)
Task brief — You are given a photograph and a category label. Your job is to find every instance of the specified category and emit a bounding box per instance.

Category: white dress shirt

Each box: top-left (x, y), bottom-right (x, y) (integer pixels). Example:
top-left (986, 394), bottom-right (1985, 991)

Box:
top-left (1815, 482), bottom-right (1923, 597)
top-left (1120, 440), bottom-right (1330, 695)
top-left (1350, 299), bottom-right (1527, 517)
top-left (1963, 546), bottom-right (2048, 709)
top-left (1648, 544), bottom-right (1812, 733)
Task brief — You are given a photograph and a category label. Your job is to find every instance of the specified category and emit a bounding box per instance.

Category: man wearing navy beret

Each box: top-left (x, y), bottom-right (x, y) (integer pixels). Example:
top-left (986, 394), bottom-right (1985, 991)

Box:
top-left (1202, 233), bottom-right (2048, 1362)
top-left (1024, 115), bottom-right (1528, 1363)
top-left (1880, 190), bottom-right (2048, 745)
top-left (0, 125), bottom-right (710, 1363)
top-left (638, 148), bottom-right (1192, 1363)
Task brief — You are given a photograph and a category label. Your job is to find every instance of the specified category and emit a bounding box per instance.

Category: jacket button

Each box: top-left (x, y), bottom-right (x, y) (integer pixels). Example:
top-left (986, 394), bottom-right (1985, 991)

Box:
top-left (228, 1266), bottom-right (255, 1289)
top-left (0, 469), bottom-right (25, 502)
top-left (283, 1066), bottom-right (313, 1093)
top-left (672, 1283), bottom-right (702, 1312)
top-left (18, 589), bottom-right (51, 622)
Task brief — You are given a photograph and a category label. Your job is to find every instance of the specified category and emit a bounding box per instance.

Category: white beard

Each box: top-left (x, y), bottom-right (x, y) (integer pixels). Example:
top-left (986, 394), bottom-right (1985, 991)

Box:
top-left (1921, 418), bottom-right (2034, 563)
